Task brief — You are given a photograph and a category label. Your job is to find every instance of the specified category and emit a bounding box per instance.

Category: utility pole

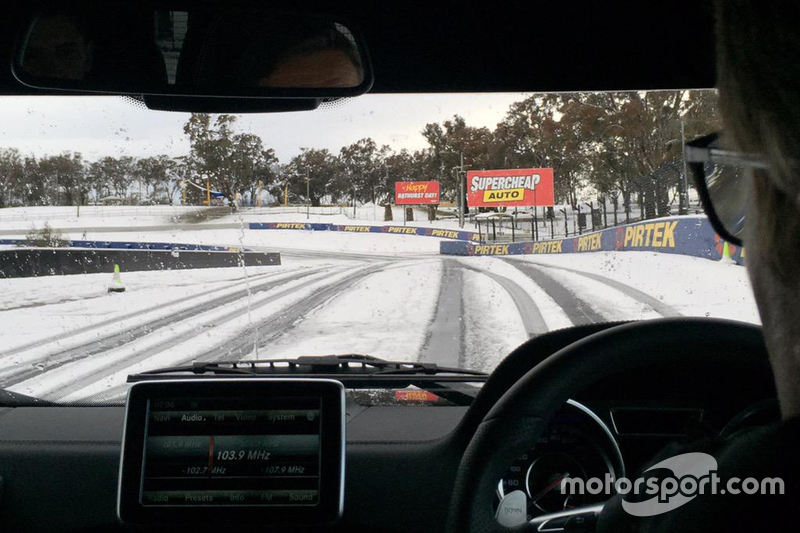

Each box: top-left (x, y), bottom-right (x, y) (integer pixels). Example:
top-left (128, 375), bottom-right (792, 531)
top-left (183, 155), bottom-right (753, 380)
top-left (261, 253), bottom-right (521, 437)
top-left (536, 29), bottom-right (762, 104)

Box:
top-left (585, 202), bottom-right (594, 231)
top-left (453, 164), bottom-right (465, 228)
top-left (459, 152), bottom-right (465, 228)
top-left (533, 187), bottom-right (538, 240)
top-left (306, 168), bottom-right (310, 220)
top-left (680, 118), bottom-right (689, 215)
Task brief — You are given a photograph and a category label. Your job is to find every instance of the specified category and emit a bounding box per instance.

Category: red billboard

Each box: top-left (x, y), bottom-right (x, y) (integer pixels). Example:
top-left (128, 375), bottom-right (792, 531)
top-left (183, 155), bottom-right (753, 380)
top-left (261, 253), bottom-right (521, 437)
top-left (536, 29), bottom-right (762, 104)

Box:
top-left (395, 181), bottom-right (440, 205)
top-left (467, 168), bottom-right (555, 207)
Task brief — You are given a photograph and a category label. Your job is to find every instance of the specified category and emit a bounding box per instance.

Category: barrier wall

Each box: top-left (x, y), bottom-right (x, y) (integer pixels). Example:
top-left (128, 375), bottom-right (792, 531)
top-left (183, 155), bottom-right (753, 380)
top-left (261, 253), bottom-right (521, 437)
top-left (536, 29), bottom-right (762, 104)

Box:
top-left (0, 249), bottom-right (281, 279)
top-left (439, 216), bottom-right (745, 265)
top-left (249, 222), bottom-right (482, 242)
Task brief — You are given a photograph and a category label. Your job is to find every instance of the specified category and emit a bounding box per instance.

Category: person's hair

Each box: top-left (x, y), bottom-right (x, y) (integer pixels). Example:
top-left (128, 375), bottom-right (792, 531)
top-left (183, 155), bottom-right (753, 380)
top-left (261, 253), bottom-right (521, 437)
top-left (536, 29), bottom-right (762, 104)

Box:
top-left (717, 2), bottom-right (800, 180)
top-left (716, 0), bottom-right (800, 282)
top-left (237, 22), bottom-right (362, 87)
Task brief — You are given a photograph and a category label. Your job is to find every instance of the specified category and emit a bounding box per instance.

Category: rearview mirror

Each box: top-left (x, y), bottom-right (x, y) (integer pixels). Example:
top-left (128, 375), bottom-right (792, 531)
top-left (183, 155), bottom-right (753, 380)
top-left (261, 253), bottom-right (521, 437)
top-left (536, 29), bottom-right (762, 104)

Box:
top-left (12, 2), bottom-right (372, 98)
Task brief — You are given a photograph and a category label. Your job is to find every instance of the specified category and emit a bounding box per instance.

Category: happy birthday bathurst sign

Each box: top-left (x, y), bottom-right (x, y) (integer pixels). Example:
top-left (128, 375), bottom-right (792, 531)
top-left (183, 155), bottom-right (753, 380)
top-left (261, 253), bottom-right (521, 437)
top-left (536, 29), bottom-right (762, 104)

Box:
top-left (395, 181), bottom-right (440, 205)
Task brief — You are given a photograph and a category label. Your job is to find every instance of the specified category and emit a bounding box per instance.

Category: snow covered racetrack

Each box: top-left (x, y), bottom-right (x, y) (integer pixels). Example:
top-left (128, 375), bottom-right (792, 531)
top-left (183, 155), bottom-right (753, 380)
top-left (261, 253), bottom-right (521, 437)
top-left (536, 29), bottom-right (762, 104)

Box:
top-left (0, 231), bottom-right (759, 402)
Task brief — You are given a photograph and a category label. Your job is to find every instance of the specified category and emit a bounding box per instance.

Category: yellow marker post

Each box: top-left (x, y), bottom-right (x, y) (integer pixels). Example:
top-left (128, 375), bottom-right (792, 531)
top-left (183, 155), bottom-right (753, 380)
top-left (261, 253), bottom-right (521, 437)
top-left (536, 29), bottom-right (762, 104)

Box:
top-left (720, 241), bottom-right (735, 264)
top-left (206, 179), bottom-right (211, 206)
top-left (108, 264), bottom-right (126, 293)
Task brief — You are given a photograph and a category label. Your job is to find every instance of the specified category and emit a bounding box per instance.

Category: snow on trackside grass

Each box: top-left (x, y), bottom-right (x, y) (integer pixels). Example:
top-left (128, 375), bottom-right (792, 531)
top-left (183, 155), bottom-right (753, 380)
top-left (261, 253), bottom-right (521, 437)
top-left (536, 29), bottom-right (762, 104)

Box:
top-left (0, 205), bottom-right (472, 233)
top-left (455, 257), bottom-right (573, 331)
top-left (0, 266), bottom-right (348, 378)
top-left (9, 263), bottom-right (376, 400)
top-left (461, 269), bottom-right (528, 373)
top-left (240, 260), bottom-right (443, 362)
top-left (0, 205), bottom-right (199, 230)
top-left (0, 260), bottom-right (348, 351)
top-left (513, 252), bottom-right (759, 324)
top-left (207, 207), bottom-right (464, 228)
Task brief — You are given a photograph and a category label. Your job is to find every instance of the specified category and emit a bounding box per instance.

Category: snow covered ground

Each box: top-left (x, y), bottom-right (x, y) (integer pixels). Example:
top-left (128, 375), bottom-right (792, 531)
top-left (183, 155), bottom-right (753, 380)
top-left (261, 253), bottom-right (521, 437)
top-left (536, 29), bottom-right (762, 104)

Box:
top-left (0, 204), bottom-right (700, 240)
top-left (511, 252), bottom-right (758, 324)
top-left (0, 205), bottom-right (198, 230)
top-left (0, 207), bottom-right (759, 403)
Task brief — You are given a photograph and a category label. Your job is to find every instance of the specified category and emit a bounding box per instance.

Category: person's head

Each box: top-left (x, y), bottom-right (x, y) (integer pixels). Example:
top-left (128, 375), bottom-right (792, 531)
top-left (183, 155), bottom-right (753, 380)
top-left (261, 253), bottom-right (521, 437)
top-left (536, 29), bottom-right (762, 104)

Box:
top-left (235, 22), bottom-right (363, 89)
top-left (22, 12), bottom-right (93, 80)
top-left (716, 1), bottom-right (800, 418)
top-left (258, 27), bottom-right (363, 89)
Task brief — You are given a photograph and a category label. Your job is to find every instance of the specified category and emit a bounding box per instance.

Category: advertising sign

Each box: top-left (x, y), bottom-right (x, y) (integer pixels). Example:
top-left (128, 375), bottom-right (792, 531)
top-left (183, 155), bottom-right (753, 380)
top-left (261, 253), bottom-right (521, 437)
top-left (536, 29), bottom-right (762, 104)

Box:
top-left (395, 181), bottom-right (440, 205)
top-left (439, 215), bottom-right (745, 266)
top-left (467, 168), bottom-right (554, 207)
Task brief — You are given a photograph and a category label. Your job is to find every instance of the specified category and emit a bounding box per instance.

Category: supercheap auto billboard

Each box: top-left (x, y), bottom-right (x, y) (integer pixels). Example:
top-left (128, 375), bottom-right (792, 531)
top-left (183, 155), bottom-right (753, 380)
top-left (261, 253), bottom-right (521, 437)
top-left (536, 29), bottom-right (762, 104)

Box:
top-left (395, 181), bottom-right (440, 205)
top-left (467, 168), bottom-right (554, 207)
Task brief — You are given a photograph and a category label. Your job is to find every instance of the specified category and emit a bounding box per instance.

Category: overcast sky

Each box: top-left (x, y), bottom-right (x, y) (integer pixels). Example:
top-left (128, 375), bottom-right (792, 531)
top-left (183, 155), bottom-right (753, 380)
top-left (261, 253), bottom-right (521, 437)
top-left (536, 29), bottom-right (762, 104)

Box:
top-left (0, 93), bottom-right (529, 162)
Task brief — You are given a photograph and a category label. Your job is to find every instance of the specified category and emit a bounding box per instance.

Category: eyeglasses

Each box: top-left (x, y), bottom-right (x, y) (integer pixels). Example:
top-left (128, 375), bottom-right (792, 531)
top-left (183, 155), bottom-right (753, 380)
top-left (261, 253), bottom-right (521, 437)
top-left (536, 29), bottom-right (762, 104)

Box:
top-left (684, 132), bottom-right (769, 246)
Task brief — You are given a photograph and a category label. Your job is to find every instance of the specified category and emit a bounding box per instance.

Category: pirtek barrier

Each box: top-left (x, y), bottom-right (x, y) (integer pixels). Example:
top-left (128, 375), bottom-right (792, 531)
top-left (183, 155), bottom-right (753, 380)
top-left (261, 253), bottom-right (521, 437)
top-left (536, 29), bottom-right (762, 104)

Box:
top-left (248, 222), bottom-right (482, 242)
top-left (439, 216), bottom-right (745, 265)
top-left (0, 249), bottom-right (281, 279)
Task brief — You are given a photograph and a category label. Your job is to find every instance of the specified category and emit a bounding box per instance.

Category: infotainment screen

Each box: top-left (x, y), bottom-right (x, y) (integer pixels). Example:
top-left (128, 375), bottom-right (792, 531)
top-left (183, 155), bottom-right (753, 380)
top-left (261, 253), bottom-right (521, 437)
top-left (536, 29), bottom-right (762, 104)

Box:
top-left (118, 379), bottom-right (345, 526)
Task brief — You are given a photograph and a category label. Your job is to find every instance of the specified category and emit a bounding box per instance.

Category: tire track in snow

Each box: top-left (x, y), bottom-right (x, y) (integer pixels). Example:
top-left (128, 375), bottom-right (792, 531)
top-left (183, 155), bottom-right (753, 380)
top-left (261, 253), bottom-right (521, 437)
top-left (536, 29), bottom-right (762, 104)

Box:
top-left (459, 264), bottom-right (548, 338)
top-left (179, 261), bottom-right (402, 363)
top-left (501, 259), bottom-right (604, 325)
top-left (0, 268), bottom-right (299, 359)
top-left (0, 266), bottom-right (338, 388)
top-left (418, 259), bottom-right (465, 368)
top-left (516, 259), bottom-right (682, 318)
top-left (84, 260), bottom-right (431, 403)
top-left (255, 246), bottom-right (433, 262)
top-left (38, 264), bottom-right (366, 401)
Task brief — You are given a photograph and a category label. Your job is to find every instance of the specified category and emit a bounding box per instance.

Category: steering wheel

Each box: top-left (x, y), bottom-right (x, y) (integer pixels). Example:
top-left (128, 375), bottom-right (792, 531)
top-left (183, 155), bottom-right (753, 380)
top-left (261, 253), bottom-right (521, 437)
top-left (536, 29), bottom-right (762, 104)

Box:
top-left (446, 318), bottom-right (772, 533)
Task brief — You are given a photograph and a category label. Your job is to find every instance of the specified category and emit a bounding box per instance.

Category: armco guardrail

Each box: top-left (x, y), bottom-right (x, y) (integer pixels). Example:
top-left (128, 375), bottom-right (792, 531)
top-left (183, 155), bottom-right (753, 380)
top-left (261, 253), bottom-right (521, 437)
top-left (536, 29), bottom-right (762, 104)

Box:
top-left (439, 216), bottom-right (745, 265)
top-left (249, 222), bottom-right (482, 242)
top-left (0, 248), bottom-right (281, 279)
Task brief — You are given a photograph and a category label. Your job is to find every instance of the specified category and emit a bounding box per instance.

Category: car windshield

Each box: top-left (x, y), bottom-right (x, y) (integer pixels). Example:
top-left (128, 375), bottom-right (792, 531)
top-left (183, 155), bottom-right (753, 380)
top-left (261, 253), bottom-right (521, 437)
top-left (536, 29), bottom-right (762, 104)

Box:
top-left (0, 91), bottom-right (758, 404)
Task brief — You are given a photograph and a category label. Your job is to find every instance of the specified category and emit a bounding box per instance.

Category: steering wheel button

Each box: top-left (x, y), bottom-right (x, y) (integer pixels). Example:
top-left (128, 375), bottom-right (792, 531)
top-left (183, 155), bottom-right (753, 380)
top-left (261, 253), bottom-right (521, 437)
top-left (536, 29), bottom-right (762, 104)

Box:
top-left (565, 512), bottom-right (596, 529)
top-left (495, 490), bottom-right (527, 528)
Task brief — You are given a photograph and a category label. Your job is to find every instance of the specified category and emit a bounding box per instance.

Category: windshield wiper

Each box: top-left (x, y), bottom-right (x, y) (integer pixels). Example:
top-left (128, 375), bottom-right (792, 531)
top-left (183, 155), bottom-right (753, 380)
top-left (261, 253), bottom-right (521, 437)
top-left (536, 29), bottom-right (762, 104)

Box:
top-left (129, 354), bottom-right (488, 381)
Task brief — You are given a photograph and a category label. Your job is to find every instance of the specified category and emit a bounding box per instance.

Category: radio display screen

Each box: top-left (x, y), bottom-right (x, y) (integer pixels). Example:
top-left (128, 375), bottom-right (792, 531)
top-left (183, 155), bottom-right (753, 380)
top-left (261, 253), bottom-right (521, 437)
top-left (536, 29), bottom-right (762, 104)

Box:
top-left (118, 379), bottom-right (345, 526)
top-left (142, 396), bottom-right (321, 507)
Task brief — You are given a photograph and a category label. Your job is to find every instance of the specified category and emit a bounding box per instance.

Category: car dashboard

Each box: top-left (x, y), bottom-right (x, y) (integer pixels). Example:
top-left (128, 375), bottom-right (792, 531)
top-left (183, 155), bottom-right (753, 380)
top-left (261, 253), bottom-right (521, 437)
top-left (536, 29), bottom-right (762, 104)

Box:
top-left (0, 355), bottom-right (777, 533)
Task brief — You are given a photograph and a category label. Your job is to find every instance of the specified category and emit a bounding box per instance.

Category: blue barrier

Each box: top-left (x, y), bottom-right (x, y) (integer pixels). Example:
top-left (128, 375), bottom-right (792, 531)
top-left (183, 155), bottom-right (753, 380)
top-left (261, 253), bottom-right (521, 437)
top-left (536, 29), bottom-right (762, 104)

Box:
top-left (439, 216), bottom-right (745, 265)
top-left (249, 222), bottom-right (482, 242)
top-left (5, 217), bottom-right (742, 266)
